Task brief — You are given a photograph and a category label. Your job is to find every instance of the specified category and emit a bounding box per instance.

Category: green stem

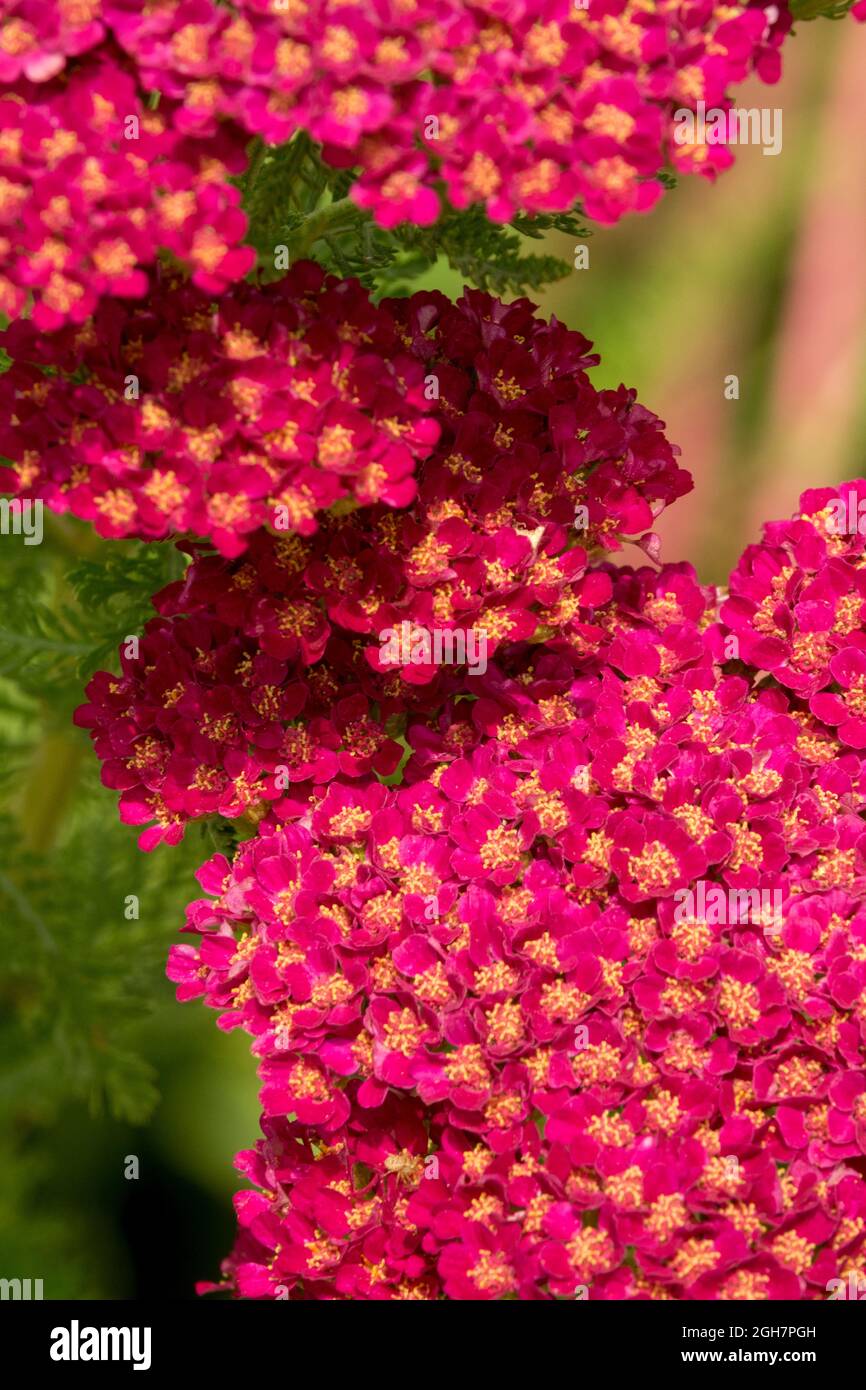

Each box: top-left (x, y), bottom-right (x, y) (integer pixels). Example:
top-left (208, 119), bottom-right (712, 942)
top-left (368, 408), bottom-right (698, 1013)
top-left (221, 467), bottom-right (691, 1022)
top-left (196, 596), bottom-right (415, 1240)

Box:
top-left (20, 730), bottom-right (84, 854)
top-left (790, 0), bottom-right (854, 16)
top-left (0, 870), bottom-right (58, 953)
top-left (45, 514), bottom-right (102, 559)
top-left (288, 197), bottom-right (367, 261)
top-left (242, 138), bottom-right (268, 199)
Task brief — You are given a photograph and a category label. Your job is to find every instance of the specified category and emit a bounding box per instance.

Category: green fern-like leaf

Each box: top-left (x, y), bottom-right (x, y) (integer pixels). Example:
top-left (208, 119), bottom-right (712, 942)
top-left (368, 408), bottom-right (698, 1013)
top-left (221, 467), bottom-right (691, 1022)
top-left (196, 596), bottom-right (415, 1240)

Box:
top-left (790, 0), bottom-right (856, 17)
top-left (0, 532), bottom-right (185, 699)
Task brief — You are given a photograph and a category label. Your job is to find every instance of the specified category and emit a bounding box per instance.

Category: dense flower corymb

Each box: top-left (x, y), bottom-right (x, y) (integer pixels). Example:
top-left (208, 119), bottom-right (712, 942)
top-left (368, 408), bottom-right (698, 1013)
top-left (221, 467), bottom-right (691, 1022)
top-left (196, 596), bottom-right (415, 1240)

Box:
top-left (0, 0), bottom-right (799, 325)
top-left (720, 480), bottom-right (866, 701)
top-left (0, 27), bottom-right (254, 328)
top-left (0, 274), bottom-right (688, 555)
top-left (73, 555), bottom-right (691, 852)
top-left (71, 282), bottom-right (690, 846)
top-left (166, 501), bottom-right (866, 1298)
top-left (0, 263), bottom-right (440, 553)
top-left (109, 0), bottom-right (791, 227)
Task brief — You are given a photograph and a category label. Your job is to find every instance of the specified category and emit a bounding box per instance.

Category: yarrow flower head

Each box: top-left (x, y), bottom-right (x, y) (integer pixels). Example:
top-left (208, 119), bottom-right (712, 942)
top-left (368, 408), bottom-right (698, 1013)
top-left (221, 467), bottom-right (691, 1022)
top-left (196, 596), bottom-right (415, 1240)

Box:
top-left (0, 262), bottom-right (440, 552)
top-left (167, 547), bottom-right (866, 1295)
top-left (71, 281), bottom-right (690, 847)
top-left (165, 501), bottom-right (866, 1298)
top-left (1, 274), bottom-right (687, 556)
top-left (104, 0), bottom-right (791, 227)
top-left (0, 0), bottom-right (799, 326)
top-left (719, 481), bottom-right (866, 705)
top-left (0, 3), bottom-right (255, 328)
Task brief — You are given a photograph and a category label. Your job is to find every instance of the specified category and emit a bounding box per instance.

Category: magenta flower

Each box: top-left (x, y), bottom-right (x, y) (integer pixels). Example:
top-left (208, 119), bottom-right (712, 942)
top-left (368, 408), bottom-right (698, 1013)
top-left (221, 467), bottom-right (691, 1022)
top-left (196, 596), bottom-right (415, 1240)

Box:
top-left (0, 37), bottom-right (255, 327)
top-left (108, 0), bottom-right (793, 230)
top-left (811, 649), bottom-right (866, 748)
top-left (162, 518), bottom-right (866, 1297)
top-left (0, 0), bottom-right (813, 328)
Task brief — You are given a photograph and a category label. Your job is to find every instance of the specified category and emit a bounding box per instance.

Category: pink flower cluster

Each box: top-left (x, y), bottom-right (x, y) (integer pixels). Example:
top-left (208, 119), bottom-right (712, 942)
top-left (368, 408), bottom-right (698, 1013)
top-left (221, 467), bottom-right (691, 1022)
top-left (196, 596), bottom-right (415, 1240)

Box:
top-left (74, 453), bottom-right (866, 1298)
top-left (100, 0), bottom-right (791, 229)
top-left (0, 0), bottom-right (254, 329)
top-left (721, 482), bottom-right (866, 712)
top-left (0, 0), bottom-right (795, 326)
top-left (0, 263), bottom-right (442, 552)
top-left (164, 515), bottom-right (866, 1299)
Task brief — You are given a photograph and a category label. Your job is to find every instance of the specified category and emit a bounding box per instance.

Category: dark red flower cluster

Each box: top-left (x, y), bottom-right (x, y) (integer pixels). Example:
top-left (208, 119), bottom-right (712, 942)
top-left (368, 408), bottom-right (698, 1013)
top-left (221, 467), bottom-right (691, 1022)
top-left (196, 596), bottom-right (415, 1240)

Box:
top-left (0, 263), bottom-right (441, 553)
top-left (165, 525), bottom-right (866, 1299)
top-left (0, 0), bottom-right (797, 326)
top-left (71, 281), bottom-right (689, 846)
top-left (70, 551), bottom-right (667, 852)
top-left (74, 614), bottom-right (441, 851)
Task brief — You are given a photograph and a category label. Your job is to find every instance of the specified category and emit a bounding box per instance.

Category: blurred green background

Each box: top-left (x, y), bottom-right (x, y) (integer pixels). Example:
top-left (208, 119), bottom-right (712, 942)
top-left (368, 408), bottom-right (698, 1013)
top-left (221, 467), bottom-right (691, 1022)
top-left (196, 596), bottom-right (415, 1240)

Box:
top-left (1, 15), bottom-right (865, 1300)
